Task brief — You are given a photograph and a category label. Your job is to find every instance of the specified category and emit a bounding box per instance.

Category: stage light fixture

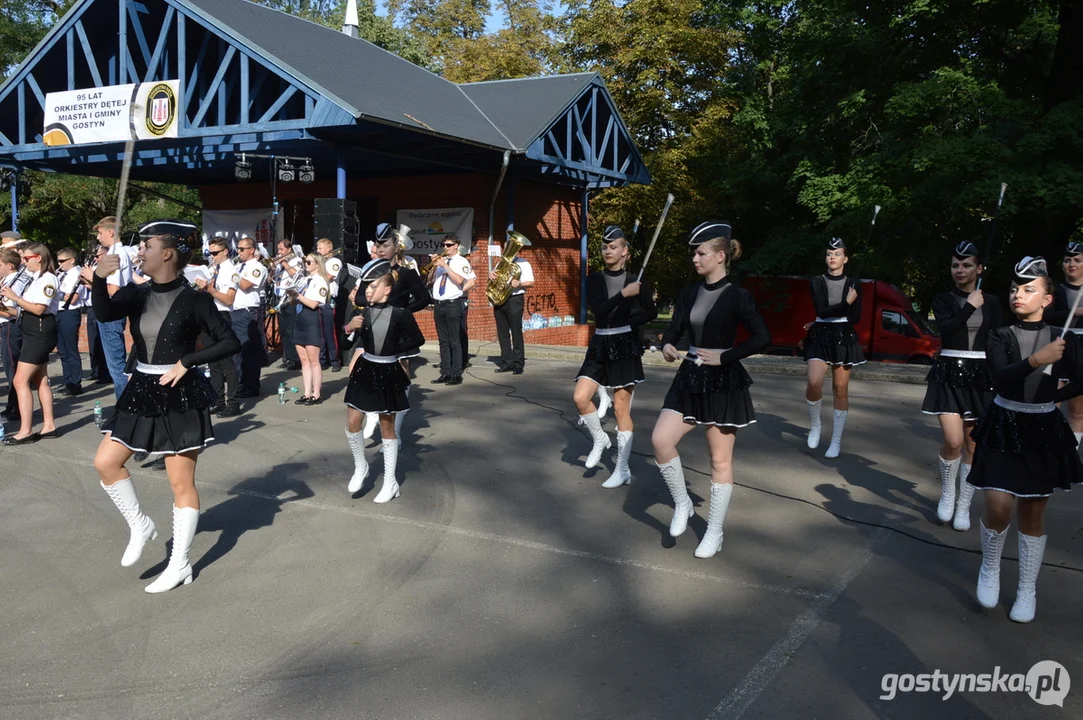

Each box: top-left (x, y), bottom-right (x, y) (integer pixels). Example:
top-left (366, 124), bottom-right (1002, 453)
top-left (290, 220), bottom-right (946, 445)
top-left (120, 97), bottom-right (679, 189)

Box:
top-left (299, 160), bottom-right (315, 184)
top-left (235, 154), bottom-right (252, 181)
top-left (277, 160), bottom-right (296, 183)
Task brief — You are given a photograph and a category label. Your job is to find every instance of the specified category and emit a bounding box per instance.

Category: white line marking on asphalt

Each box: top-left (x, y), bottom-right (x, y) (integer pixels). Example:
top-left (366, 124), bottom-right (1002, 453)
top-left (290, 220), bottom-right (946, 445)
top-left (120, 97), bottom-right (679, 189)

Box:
top-left (7, 448), bottom-right (825, 601)
top-left (706, 526), bottom-right (892, 720)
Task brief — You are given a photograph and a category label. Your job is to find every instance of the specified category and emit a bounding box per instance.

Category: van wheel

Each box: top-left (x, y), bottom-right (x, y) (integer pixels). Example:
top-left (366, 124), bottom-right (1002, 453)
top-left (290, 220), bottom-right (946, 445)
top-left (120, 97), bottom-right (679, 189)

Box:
top-left (907, 355), bottom-right (932, 365)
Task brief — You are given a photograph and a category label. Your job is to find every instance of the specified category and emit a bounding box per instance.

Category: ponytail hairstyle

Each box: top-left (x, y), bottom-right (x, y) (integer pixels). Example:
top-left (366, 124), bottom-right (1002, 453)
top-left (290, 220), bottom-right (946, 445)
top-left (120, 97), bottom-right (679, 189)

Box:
top-left (137, 219), bottom-right (198, 272)
top-left (373, 268), bottom-right (400, 289)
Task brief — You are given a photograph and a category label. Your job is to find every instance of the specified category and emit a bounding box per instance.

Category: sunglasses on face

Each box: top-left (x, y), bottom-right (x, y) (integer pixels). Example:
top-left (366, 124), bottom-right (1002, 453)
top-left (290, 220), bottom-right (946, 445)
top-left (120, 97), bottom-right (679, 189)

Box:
top-left (209, 249), bottom-right (227, 256)
top-left (442, 243), bottom-right (457, 248)
top-left (305, 260), bottom-right (315, 265)
top-left (238, 246), bottom-right (254, 252)
top-left (22, 254), bottom-right (40, 260)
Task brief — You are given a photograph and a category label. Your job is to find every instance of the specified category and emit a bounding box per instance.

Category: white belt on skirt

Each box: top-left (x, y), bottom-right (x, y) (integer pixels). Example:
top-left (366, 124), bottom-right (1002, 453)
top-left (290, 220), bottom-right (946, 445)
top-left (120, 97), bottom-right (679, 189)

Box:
top-left (685, 347), bottom-right (730, 366)
top-left (135, 362), bottom-right (173, 375)
top-left (595, 325), bottom-right (632, 336)
top-left (362, 353), bottom-right (399, 364)
top-left (815, 317), bottom-right (849, 323)
top-left (940, 349), bottom-right (986, 359)
top-left (994, 395), bottom-right (1055, 414)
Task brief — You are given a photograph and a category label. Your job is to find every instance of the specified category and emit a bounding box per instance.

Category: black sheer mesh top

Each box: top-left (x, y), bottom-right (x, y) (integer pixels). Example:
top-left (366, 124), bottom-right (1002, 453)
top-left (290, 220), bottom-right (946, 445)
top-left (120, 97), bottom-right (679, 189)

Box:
top-left (986, 322), bottom-right (1083, 404)
top-left (92, 275), bottom-right (240, 368)
top-left (585, 269), bottom-right (657, 329)
top-left (662, 277), bottom-right (771, 365)
top-left (932, 288), bottom-right (1003, 352)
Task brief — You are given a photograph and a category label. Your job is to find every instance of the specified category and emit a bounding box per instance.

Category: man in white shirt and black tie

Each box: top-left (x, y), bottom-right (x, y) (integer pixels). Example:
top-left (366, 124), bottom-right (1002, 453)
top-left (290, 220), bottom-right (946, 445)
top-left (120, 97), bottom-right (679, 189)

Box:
top-left (493, 253), bottom-right (534, 375)
top-left (232, 237), bottom-right (268, 398)
top-left (428, 234), bottom-right (475, 386)
top-left (195, 238), bottom-right (241, 416)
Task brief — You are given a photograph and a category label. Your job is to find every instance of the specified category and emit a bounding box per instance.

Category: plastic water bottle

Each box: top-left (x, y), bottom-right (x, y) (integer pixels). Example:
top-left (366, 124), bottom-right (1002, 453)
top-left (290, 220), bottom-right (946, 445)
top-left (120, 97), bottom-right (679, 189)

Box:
top-left (0, 422), bottom-right (5, 443)
top-left (93, 401), bottom-right (104, 428)
top-left (278, 382), bottom-right (286, 404)
top-left (291, 387), bottom-right (299, 394)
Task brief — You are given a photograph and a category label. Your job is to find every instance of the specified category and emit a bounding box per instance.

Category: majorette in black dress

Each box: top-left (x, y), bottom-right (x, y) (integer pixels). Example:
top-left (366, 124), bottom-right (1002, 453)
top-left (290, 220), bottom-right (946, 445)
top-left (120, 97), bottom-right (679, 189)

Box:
top-left (661, 277), bottom-right (771, 427)
top-left (803, 274), bottom-right (866, 366)
top-left (922, 289), bottom-right (1002, 420)
top-left (968, 322), bottom-right (1083, 497)
top-left (92, 274), bottom-right (241, 454)
top-left (575, 270), bottom-right (657, 388)
top-left (344, 303), bottom-right (425, 414)
top-left (1044, 280), bottom-right (1083, 380)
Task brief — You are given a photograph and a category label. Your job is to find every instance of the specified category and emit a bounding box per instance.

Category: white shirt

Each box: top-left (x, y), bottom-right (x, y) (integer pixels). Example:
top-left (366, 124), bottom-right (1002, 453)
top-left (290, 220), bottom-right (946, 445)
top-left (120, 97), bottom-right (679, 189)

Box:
top-left (57, 267), bottom-right (87, 310)
top-left (431, 255), bottom-right (475, 301)
top-left (234, 258), bottom-right (267, 310)
top-left (24, 271), bottom-right (61, 315)
top-left (208, 259), bottom-right (239, 312)
top-left (512, 258), bottom-right (534, 297)
top-left (0, 269), bottom-right (33, 325)
top-left (298, 274), bottom-right (329, 307)
top-left (276, 257), bottom-right (304, 293)
top-left (324, 256), bottom-right (343, 297)
top-left (106, 242), bottom-right (133, 288)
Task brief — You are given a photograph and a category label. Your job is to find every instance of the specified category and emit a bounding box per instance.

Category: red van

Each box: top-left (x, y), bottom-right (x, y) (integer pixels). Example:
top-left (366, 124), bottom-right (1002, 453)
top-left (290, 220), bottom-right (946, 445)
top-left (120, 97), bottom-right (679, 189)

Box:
top-left (740, 276), bottom-right (940, 364)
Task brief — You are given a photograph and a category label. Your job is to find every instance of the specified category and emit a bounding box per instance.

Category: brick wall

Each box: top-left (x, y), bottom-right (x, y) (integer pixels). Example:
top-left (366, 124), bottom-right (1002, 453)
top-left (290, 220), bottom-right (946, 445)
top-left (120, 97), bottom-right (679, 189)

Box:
top-left (199, 173), bottom-right (592, 347)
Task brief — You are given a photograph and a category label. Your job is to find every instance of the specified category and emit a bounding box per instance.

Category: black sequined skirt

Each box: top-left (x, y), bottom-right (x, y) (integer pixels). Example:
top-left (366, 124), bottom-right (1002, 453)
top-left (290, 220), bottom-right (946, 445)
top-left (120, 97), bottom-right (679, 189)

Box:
top-left (922, 356), bottom-right (995, 419)
top-left (102, 369), bottom-right (216, 454)
top-left (344, 357), bottom-right (411, 413)
top-left (968, 402), bottom-right (1083, 497)
top-left (662, 359), bottom-right (755, 427)
top-left (804, 321), bottom-right (866, 366)
top-left (575, 331), bottom-right (645, 388)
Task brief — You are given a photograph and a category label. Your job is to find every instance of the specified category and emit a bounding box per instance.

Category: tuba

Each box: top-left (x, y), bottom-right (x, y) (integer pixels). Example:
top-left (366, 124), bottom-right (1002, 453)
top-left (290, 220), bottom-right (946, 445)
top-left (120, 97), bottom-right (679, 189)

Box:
top-left (486, 231), bottom-right (531, 306)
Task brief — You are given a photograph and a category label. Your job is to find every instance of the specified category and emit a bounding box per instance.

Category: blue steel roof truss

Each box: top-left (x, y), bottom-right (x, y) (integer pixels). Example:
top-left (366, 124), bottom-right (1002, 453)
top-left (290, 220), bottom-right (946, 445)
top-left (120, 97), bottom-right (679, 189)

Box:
top-left (523, 81), bottom-right (650, 189)
top-left (0, 0), bottom-right (355, 172)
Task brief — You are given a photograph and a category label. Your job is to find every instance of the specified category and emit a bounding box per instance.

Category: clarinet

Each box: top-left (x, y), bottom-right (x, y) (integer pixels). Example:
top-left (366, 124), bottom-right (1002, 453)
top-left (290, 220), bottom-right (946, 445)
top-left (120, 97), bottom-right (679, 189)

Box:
top-left (61, 267), bottom-right (81, 311)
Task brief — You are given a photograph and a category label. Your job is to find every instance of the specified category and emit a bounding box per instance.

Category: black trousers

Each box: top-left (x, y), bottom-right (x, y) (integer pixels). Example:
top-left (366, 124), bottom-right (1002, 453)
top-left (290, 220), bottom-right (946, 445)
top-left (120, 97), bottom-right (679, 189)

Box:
top-left (231, 309), bottom-right (262, 393)
top-left (493, 294), bottom-right (525, 370)
top-left (318, 303), bottom-right (339, 368)
top-left (434, 298), bottom-right (465, 378)
top-left (1, 321), bottom-right (21, 412)
top-left (203, 311), bottom-right (238, 405)
top-left (278, 305), bottom-right (300, 363)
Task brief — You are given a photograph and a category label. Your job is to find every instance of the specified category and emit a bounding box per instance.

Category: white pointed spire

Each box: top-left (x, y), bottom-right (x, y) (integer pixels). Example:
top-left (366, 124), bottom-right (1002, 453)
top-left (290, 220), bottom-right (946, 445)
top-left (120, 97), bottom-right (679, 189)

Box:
top-left (343, 0), bottom-right (360, 38)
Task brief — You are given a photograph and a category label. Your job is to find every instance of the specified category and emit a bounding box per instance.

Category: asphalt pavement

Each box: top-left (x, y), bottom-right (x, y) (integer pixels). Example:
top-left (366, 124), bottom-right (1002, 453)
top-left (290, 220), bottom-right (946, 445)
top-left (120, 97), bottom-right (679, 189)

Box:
top-left (1, 347), bottom-right (1080, 719)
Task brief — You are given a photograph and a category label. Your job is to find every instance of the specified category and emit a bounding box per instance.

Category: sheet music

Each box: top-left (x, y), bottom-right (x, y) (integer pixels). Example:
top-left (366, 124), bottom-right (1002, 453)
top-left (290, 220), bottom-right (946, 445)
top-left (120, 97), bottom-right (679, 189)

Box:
top-left (183, 266), bottom-right (211, 285)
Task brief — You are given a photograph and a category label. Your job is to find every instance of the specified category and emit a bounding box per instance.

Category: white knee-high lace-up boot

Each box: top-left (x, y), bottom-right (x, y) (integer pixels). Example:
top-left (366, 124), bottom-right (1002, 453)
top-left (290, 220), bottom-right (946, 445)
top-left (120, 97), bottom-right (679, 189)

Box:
top-left (362, 412), bottom-right (379, 440)
top-left (602, 430), bottom-right (633, 488)
top-left (936, 455), bottom-right (961, 522)
top-left (578, 412), bottom-right (612, 469)
top-left (694, 483), bottom-right (734, 559)
top-left (145, 506), bottom-right (198, 594)
top-left (658, 456), bottom-right (694, 537)
top-left (346, 428), bottom-right (369, 493)
top-left (374, 438), bottom-right (401, 503)
top-left (824, 409), bottom-right (848, 458)
top-left (806, 399), bottom-right (822, 449)
top-left (1009, 533), bottom-right (1047, 623)
top-left (976, 520), bottom-right (1009, 608)
top-left (953, 463), bottom-right (975, 531)
top-left (101, 478), bottom-right (158, 567)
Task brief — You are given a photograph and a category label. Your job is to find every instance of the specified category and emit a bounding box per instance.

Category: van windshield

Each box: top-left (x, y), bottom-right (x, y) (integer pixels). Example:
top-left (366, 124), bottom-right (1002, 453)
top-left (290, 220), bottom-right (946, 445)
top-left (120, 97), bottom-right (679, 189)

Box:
top-left (908, 309), bottom-right (936, 336)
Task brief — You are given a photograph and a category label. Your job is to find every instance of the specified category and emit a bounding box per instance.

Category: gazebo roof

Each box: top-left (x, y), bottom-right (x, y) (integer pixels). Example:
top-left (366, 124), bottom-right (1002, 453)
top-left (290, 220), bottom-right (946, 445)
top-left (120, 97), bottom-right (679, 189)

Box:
top-left (0, 0), bottom-right (649, 188)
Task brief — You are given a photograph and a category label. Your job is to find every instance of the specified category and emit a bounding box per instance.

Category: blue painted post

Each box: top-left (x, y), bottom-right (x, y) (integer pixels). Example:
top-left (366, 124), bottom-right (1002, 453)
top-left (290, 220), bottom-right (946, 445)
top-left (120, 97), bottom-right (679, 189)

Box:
top-left (336, 149), bottom-right (346, 199)
top-left (118, 0), bottom-right (127, 84)
top-left (10, 172), bottom-right (19, 231)
top-left (580, 188), bottom-right (588, 325)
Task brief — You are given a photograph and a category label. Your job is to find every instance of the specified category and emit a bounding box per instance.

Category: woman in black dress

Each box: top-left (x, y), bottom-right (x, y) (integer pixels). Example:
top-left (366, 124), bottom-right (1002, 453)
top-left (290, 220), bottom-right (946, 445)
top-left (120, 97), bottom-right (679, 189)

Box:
top-left (803, 238), bottom-right (864, 458)
top-left (1042, 240), bottom-right (1083, 444)
top-left (343, 260), bottom-right (426, 504)
top-left (573, 225), bottom-right (657, 487)
top-left (653, 222), bottom-right (770, 558)
top-left (92, 220), bottom-right (240, 594)
top-left (0, 242), bottom-right (60, 444)
top-left (921, 241), bottom-right (1001, 530)
top-left (356, 223), bottom-right (431, 441)
top-left (968, 257), bottom-right (1083, 623)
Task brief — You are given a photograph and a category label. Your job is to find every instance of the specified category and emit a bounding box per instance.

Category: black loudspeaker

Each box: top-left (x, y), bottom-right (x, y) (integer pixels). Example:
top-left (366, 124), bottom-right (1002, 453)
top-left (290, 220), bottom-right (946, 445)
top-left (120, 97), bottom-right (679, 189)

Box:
top-left (314, 198), bottom-right (360, 264)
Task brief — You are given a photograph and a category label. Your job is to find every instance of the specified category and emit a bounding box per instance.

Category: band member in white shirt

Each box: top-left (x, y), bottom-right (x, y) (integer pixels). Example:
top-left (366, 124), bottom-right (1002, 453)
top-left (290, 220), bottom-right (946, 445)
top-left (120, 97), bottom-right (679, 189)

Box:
top-left (55, 247), bottom-right (88, 396)
top-left (81, 216), bottom-right (133, 398)
top-left (316, 238), bottom-right (345, 372)
top-left (290, 253), bottom-right (331, 404)
top-left (274, 239), bottom-right (303, 370)
top-left (0, 247), bottom-right (33, 421)
top-left (428, 234), bottom-right (475, 385)
top-left (232, 237), bottom-right (268, 398)
top-left (0, 243), bottom-right (60, 444)
top-left (493, 254), bottom-right (534, 374)
top-left (194, 238), bottom-right (241, 416)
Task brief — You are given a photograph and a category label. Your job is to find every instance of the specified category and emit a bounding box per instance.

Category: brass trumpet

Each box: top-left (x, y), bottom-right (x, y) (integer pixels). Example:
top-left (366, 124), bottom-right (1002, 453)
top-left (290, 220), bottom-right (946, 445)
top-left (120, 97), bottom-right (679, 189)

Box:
top-left (421, 247), bottom-right (453, 276)
top-left (271, 249), bottom-right (301, 264)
